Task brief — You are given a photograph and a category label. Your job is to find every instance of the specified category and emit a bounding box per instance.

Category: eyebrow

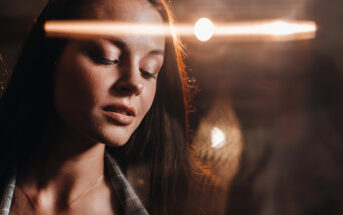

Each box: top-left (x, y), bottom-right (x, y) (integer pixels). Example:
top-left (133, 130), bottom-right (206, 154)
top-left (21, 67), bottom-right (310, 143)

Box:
top-left (107, 38), bottom-right (164, 57)
top-left (148, 49), bottom-right (164, 56)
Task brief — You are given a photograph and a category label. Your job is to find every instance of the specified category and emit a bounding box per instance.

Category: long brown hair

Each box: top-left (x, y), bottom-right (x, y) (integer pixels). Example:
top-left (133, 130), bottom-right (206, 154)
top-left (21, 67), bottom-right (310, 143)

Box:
top-left (0, 0), bottom-right (193, 214)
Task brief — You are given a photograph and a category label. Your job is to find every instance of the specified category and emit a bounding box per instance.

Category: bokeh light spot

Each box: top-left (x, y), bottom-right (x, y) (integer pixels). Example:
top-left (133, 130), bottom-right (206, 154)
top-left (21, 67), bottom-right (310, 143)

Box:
top-left (194, 18), bottom-right (215, 42)
top-left (211, 127), bottom-right (226, 149)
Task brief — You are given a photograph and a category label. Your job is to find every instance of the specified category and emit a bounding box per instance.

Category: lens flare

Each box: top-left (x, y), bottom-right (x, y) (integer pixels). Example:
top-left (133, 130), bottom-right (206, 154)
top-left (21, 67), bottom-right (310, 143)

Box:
top-left (194, 18), bottom-right (215, 42)
top-left (214, 20), bottom-right (317, 41)
top-left (44, 20), bottom-right (317, 42)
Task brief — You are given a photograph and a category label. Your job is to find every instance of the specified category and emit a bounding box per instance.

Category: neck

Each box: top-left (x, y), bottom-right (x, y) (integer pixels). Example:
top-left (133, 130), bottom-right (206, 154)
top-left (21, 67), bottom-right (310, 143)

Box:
top-left (17, 116), bottom-right (107, 212)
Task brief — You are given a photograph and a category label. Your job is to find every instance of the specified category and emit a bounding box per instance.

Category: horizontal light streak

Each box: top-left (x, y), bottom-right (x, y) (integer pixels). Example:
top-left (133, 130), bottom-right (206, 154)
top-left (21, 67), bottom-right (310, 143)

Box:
top-left (45, 21), bottom-right (174, 38)
top-left (214, 20), bottom-right (317, 41)
top-left (44, 20), bottom-right (317, 41)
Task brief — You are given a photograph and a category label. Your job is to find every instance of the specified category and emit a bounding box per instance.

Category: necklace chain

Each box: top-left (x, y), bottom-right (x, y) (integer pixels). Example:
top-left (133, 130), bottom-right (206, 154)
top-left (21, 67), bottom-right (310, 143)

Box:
top-left (68, 175), bottom-right (104, 205)
top-left (16, 175), bottom-right (104, 214)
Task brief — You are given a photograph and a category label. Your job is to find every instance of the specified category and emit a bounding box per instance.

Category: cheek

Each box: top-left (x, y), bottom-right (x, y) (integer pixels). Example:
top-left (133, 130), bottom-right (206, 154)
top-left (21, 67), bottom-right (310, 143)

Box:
top-left (55, 66), bottom-right (87, 113)
top-left (53, 51), bottom-right (114, 140)
top-left (54, 56), bottom-right (108, 114)
top-left (54, 58), bottom-right (111, 142)
top-left (140, 84), bottom-right (156, 115)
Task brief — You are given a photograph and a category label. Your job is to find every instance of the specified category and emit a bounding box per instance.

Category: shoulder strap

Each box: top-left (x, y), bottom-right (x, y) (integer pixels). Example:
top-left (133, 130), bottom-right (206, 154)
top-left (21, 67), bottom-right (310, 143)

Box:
top-left (104, 151), bottom-right (149, 215)
top-left (0, 173), bottom-right (16, 215)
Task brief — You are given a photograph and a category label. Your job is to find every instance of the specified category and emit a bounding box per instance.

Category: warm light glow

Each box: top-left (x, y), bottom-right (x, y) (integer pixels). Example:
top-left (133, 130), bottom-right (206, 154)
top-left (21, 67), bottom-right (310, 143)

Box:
top-left (267, 21), bottom-right (297, 35)
top-left (211, 127), bottom-right (226, 149)
top-left (194, 18), bottom-right (215, 42)
top-left (214, 20), bottom-right (317, 41)
top-left (44, 21), bottom-right (172, 38)
top-left (44, 20), bottom-right (317, 42)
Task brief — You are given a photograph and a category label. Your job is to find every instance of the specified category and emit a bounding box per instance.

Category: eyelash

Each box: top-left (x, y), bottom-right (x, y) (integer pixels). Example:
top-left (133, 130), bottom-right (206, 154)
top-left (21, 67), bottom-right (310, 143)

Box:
top-left (140, 69), bottom-right (157, 80)
top-left (90, 55), bottom-right (157, 80)
top-left (91, 56), bottom-right (119, 65)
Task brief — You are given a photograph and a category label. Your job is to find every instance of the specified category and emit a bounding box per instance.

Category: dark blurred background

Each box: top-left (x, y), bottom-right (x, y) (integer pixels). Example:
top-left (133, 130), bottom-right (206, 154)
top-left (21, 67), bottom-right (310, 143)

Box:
top-left (1, 0), bottom-right (343, 214)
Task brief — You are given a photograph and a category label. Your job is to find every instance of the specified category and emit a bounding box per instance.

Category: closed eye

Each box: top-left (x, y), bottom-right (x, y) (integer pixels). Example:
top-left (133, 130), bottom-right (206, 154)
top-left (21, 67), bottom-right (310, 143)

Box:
top-left (140, 69), bottom-right (157, 80)
top-left (90, 56), bottom-right (119, 65)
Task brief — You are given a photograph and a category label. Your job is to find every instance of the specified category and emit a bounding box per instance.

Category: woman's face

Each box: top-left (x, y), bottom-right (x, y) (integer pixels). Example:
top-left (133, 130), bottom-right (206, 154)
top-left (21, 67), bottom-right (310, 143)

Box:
top-left (54, 0), bottom-right (165, 146)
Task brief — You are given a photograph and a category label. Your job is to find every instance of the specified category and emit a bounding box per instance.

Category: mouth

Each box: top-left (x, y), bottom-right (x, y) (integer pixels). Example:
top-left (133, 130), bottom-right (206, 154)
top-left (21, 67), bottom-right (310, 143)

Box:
top-left (103, 104), bottom-right (136, 125)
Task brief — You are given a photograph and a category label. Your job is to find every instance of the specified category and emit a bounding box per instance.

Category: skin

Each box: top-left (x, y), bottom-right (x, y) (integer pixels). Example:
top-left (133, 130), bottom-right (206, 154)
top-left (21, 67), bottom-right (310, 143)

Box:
top-left (10, 0), bottom-right (165, 214)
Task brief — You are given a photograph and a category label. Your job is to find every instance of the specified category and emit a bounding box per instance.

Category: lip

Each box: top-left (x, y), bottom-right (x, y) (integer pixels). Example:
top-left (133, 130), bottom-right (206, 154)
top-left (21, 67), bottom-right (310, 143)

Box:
top-left (103, 104), bottom-right (136, 125)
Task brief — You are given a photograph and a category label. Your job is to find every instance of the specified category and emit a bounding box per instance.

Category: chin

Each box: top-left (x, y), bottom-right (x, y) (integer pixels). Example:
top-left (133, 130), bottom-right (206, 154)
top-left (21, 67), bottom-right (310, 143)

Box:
top-left (96, 126), bottom-right (134, 147)
top-left (104, 138), bottom-right (130, 147)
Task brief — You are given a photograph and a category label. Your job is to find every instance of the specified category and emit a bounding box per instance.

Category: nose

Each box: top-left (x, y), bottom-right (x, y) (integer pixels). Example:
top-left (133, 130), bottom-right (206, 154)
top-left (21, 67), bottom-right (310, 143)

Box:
top-left (115, 80), bottom-right (144, 96)
top-left (113, 61), bottom-right (144, 96)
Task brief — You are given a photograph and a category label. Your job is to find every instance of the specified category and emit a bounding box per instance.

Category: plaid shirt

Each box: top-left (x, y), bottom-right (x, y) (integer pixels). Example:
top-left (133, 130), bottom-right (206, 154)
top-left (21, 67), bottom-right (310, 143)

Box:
top-left (0, 151), bottom-right (148, 215)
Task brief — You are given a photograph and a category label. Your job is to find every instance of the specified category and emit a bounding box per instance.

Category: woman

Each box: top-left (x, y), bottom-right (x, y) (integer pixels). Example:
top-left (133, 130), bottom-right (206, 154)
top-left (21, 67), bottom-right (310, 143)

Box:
top-left (0, 0), bottom-right (192, 214)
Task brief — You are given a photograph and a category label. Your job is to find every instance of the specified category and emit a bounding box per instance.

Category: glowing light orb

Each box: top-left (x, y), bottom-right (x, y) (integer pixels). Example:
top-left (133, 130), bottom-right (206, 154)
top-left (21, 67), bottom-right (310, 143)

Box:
top-left (211, 127), bottom-right (226, 149)
top-left (194, 18), bottom-right (215, 42)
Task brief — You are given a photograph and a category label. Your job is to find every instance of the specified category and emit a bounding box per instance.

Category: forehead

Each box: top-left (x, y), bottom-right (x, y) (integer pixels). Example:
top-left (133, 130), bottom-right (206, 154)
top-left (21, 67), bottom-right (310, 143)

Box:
top-left (78, 0), bottom-right (165, 52)
top-left (86, 0), bottom-right (163, 23)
